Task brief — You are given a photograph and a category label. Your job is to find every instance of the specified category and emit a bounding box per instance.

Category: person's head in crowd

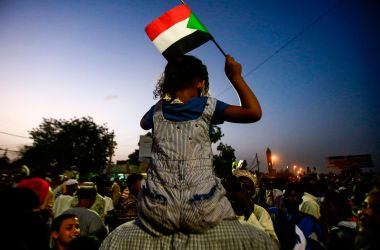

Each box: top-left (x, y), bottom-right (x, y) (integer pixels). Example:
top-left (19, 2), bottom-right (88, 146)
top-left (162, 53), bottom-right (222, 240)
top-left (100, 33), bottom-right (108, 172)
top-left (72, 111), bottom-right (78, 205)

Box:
top-left (299, 176), bottom-right (319, 197)
top-left (90, 175), bottom-right (108, 196)
top-left (16, 177), bottom-right (54, 211)
top-left (66, 235), bottom-right (101, 250)
top-left (7, 187), bottom-right (40, 212)
top-left (355, 187), bottom-right (380, 250)
top-left (222, 173), bottom-right (253, 220)
top-left (283, 182), bottom-right (303, 212)
top-left (51, 213), bottom-right (80, 250)
top-left (112, 176), bottom-right (121, 186)
top-left (234, 170), bottom-right (257, 201)
top-left (126, 173), bottom-right (143, 197)
top-left (357, 188), bottom-right (380, 234)
top-left (337, 185), bottom-right (350, 200)
top-left (76, 184), bottom-right (97, 208)
top-left (322, 190), bottom-right (353, 226)
top-left (63, 179), bottom-right (78, 196)
top-left (16, 177), bottom-right (49, 206)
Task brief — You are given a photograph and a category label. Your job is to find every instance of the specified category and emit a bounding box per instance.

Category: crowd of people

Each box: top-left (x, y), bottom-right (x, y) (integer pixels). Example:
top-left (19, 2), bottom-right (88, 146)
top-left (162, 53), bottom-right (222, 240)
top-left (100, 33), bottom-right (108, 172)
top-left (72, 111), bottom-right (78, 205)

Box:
top-left (1, 160), bottom-right (379, 250)
top-left (0, 165), bottom-right (379, 250)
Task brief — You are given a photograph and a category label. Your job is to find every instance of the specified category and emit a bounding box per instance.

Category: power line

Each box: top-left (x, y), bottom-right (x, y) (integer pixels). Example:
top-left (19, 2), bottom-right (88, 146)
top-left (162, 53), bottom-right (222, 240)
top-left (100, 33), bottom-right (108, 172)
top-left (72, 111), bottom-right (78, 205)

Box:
top-left (0, 144), bottom-right (30, 147)
top-left (216, 0), bottom-right (346, 97)
top-left (0, 148), bottom-right (21, 153)
top-left (0, 131), bottom-right (31, 139)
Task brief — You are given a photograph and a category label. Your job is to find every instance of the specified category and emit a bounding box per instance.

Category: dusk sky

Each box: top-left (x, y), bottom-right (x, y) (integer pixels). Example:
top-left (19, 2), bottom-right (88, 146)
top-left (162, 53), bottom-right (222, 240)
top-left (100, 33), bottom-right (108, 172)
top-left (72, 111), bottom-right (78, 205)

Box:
top-left (1, 0), bottom-right (379, 173)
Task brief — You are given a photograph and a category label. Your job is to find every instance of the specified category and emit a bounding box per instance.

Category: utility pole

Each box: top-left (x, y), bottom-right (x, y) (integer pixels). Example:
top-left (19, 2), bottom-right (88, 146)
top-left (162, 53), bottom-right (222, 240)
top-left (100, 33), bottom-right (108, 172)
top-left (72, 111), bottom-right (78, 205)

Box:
top-left (256, 153), bottom-right (260, 173)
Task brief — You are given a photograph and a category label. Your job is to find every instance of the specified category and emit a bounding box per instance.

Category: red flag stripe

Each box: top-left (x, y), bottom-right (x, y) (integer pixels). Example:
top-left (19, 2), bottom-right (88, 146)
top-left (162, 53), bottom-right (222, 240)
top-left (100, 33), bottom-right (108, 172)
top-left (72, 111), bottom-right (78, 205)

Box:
top-left (145, 4), bottom-right (191, 41)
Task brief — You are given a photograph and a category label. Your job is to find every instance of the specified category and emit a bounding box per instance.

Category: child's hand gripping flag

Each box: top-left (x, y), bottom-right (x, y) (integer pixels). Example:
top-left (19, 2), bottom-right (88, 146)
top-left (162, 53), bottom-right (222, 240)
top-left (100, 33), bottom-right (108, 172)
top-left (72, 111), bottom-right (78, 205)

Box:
top-left (145, 4), bottom-right (212, 60)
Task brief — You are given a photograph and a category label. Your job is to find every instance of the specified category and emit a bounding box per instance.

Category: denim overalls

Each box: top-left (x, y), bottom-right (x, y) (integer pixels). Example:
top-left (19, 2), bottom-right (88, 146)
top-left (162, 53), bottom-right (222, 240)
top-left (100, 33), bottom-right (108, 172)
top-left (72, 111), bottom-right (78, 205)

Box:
top-left (138, 97), bottom-right (235, 235)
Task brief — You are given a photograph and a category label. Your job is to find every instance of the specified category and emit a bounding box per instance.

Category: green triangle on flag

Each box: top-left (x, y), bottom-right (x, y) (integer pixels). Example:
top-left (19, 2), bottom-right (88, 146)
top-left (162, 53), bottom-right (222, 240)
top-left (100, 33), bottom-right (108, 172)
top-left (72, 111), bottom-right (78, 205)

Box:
top-left (187, 13), bottom-right (209, 33)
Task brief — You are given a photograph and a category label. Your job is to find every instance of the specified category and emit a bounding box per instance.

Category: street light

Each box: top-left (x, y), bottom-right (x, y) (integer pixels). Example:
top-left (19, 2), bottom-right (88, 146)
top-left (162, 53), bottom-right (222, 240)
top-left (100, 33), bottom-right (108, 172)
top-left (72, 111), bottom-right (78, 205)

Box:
top-left (271, 155), bottom-right (277, 169)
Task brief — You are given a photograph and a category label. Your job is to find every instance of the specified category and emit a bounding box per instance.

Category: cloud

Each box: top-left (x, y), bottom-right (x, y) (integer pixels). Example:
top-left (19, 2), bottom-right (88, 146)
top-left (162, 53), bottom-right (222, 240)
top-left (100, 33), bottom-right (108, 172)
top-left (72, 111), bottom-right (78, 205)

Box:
top-left (104, 95), bottom-right (119, 101)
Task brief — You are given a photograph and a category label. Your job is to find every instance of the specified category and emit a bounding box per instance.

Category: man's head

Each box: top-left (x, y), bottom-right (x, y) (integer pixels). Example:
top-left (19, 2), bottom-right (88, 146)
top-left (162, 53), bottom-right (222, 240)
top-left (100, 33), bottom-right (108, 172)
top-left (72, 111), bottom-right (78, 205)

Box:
top-left (127, 174), bottom-right (143, 197)
top-left (64, 179), bottom-right (78, 196)
top-left (322, 190), bottom-right (353, 226)
top-left (234, 170), bottom-right (257, 200)
top-left (299, 176), bottom-right (319, 196)
top-left (76, 184), bottom-right (97, 208)
top-left (16, 177), bottom-right (50, 207)
top-left (51, 214), bottom-right (80, 247)
top-left (358, 189), bottom-right (380, 234)
top-left (221, 174), bottom-right (254, 219)
top-left (283, 182), bottom-right (303, 211)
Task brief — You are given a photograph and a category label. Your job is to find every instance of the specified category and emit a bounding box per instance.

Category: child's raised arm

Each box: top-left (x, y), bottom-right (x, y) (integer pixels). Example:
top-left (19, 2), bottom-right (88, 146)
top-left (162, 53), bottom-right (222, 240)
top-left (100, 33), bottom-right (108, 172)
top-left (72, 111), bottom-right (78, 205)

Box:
top-left (222, 55), bottom-right (262, 123)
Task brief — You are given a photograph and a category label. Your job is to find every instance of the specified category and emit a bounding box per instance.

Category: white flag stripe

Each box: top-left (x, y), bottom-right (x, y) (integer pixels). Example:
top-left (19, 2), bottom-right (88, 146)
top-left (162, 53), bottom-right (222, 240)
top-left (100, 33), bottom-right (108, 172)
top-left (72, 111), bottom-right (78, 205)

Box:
top-left (152, 18), bottom-right (196, 53)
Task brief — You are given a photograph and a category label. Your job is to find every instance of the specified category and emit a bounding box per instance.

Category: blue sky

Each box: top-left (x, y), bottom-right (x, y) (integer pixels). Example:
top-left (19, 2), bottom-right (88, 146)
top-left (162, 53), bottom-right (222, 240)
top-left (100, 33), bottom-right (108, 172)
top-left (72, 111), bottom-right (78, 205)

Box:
top-left (1, 0), bottom-right (379, 173)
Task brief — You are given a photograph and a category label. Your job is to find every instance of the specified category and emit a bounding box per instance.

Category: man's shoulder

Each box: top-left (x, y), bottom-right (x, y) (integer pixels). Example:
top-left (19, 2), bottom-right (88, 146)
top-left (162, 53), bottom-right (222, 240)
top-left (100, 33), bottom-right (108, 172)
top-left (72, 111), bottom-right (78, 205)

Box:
top-left (100, 219), bottom-right (278, 250)
top-left (295, 211), bottom-right (319, 223)
top-left (65, 207), bottom-right (101, 218)
top-left (118, 195), bottom-right (138, 208)
top-left (122, 194), bottom-right (138, 203)
top-left (55, 194), bottom-right (74, 202)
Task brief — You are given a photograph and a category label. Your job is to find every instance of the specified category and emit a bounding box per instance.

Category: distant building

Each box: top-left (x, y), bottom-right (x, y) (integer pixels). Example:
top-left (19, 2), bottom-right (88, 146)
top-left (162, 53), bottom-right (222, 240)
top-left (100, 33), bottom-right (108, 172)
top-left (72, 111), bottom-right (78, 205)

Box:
top-left (326, 154), bottom-right (373, 171)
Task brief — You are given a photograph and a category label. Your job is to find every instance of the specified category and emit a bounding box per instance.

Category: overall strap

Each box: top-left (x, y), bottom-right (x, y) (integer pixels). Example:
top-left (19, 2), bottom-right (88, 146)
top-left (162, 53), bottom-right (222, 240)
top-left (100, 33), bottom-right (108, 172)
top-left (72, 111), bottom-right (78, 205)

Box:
top-left (152, 100), bottom-right (164, 122)
top-left (201, 97), bottom-right (217, 123)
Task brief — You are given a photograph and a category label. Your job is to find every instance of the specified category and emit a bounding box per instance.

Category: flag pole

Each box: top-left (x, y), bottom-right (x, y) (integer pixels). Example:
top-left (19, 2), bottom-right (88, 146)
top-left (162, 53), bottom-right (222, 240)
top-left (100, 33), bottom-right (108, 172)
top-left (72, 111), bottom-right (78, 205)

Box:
top-left (211, 37), bottom-right (227, 57)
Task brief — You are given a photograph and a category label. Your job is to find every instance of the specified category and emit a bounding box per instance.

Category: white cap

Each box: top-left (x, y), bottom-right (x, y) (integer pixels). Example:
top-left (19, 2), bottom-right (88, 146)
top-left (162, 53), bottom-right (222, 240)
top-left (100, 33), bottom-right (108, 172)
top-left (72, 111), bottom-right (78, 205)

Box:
top-left (64, 179), bottom-right (78, 186)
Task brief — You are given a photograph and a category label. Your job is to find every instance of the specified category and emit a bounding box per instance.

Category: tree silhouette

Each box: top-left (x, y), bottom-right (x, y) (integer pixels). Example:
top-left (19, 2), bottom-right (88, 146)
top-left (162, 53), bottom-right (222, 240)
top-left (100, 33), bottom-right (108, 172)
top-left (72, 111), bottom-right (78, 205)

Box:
top-left (213, 142), bottom-right (237, 178)
top-left (17, 117), bottom-right (116, 177)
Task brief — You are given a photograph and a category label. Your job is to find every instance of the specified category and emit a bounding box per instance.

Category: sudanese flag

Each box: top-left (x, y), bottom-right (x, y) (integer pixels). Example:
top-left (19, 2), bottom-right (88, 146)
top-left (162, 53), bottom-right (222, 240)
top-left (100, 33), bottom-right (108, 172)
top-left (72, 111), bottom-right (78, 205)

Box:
top-left (145, 4), bottom-right (212, 60)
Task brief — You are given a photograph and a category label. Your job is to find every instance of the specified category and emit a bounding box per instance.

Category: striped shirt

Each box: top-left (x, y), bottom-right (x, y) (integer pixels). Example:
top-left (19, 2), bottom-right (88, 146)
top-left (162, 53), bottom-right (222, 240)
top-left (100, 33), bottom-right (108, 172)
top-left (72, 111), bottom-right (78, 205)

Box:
top-left (100, 219), bottom-right (279, 250)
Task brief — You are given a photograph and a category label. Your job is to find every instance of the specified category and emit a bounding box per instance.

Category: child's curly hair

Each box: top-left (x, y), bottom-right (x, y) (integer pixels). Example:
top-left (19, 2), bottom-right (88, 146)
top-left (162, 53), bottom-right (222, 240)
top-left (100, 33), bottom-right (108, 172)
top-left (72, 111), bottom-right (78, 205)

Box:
top-left (153, 55), bottom-right (209, 100)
